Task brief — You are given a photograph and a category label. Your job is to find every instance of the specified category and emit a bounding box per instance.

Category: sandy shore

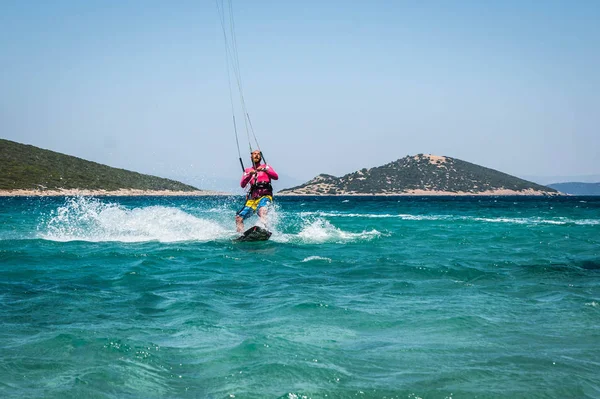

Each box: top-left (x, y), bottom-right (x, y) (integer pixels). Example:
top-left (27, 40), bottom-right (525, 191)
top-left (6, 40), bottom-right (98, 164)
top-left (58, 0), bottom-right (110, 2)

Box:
top-left (0, 189), bottom-right (231, 197)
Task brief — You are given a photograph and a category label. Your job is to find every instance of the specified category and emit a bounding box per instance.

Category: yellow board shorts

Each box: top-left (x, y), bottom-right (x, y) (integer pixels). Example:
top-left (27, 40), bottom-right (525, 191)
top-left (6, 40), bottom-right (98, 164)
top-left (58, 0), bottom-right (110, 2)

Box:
top-left (237, 195), bottom-right (273, 219)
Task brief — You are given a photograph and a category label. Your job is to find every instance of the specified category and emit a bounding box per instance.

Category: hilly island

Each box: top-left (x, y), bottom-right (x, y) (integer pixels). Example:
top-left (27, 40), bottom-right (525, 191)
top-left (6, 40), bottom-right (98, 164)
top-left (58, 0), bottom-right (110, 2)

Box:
top-left (0, 139), bottom-right (210, 196)
top-left (279, 154), bottom-right (559, 196)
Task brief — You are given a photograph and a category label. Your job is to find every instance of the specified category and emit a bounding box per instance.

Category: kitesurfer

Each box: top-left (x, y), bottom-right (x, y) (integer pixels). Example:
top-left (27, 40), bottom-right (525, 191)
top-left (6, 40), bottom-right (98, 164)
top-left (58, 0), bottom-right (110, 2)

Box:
top-left (236, 150), bottom-right (278, 232)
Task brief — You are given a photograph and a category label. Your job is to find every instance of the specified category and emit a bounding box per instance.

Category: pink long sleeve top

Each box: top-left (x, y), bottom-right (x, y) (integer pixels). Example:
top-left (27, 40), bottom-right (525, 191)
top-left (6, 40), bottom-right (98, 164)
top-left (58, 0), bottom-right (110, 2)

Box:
top-left (240, 164), bottom-right (279, 198)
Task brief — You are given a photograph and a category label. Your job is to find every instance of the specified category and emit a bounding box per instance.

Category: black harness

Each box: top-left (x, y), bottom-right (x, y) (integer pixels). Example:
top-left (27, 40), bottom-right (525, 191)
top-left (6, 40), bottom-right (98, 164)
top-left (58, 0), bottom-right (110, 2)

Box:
top-left (249, 181), bottom-right (273, 197)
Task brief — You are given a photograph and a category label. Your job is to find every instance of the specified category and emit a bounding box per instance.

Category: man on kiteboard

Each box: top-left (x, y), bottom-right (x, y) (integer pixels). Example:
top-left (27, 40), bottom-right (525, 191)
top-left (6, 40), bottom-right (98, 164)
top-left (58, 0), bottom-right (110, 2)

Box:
top-left (236, 150), bottom-right (278, 233)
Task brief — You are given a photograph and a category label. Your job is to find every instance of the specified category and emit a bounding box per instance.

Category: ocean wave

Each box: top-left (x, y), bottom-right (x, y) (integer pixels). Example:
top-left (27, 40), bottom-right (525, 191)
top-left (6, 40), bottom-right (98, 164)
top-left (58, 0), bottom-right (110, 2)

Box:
top-left (300, 211), bottom-right (400, 219)
top-left (298, 211), bottom-right (599, 225)
top-left (301, 256), bottom-right (332, 263)
top-left (469, 216), bottom-right (600, 226)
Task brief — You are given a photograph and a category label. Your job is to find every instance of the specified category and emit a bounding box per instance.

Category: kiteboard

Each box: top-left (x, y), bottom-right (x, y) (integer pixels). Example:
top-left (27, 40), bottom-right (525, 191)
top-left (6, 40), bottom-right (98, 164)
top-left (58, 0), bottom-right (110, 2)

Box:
top-left (236, 226), bottom-right (272, 242)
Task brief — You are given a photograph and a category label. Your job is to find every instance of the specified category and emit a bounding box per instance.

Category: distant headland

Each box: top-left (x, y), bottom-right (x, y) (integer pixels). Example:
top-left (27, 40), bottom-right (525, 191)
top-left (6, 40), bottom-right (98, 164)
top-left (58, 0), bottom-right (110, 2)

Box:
top-left (279, 154), bottom-right (560, 196)
top-left (547, 182), bottom-right (600, 196)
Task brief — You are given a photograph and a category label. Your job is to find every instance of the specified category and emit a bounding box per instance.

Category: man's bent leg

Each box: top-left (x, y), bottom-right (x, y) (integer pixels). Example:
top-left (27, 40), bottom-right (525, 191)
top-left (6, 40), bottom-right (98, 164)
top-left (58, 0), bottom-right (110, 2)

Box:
top-left (235, 215), bottom-right (244, 233)
top-left (257, 206), bottom-right (268, 227)
top-left (256, 196), bottom-right (272, 227)
top-left (236, 204), bottom-right (256, 233)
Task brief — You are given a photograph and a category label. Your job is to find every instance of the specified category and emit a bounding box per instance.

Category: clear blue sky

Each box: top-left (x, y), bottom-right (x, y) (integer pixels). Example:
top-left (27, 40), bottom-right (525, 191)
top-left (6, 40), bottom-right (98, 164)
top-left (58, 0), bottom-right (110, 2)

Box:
top-left (1, 0), bottom-right (599, 191)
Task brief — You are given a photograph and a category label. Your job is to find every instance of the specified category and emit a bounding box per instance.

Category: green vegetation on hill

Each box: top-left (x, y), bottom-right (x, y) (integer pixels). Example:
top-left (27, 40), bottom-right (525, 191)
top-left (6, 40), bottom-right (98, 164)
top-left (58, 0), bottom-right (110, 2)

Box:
top-left (0, 139), bottom-right (199, 191)
top-left (280, 154), bottom-right (557, 195)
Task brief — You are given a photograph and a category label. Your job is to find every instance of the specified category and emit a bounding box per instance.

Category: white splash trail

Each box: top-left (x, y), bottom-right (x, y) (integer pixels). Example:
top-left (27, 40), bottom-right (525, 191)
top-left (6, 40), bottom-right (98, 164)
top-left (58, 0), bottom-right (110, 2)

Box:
top-left (39, 197), bottom-right (232, 243)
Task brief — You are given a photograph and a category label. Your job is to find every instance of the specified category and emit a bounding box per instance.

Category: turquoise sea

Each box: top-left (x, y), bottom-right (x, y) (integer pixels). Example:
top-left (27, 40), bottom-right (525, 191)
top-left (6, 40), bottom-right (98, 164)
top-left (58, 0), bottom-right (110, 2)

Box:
top-left (1, 195), bottom-right (599, 398)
